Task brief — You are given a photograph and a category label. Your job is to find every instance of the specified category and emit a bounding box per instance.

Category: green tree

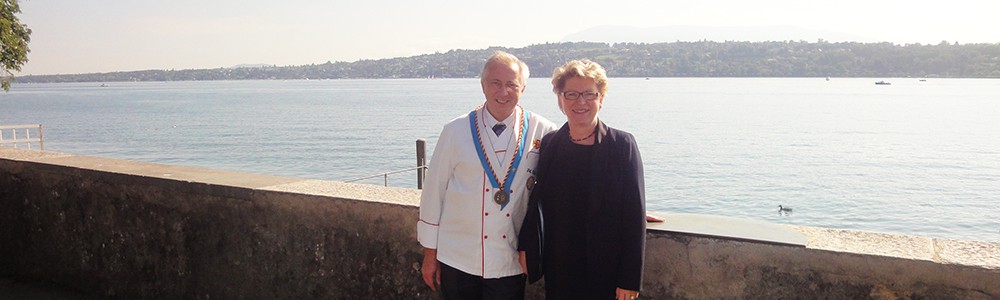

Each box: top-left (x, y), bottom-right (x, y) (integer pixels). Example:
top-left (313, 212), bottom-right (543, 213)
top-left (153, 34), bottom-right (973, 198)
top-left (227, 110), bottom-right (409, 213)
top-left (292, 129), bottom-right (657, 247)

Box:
top-left (1, 0), bottom-right (31, 91)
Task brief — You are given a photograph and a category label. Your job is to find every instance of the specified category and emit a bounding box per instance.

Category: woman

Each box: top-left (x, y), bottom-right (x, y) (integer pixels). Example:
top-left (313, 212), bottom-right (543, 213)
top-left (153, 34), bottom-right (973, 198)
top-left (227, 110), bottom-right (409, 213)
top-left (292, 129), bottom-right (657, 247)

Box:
top-left (518, 60), bottom-right (646, 300)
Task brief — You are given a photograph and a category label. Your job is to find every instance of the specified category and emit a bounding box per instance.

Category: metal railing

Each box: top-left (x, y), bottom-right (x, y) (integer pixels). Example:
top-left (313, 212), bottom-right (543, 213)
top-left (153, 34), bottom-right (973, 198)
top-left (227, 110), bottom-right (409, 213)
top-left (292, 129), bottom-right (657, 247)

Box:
top-left (343, 139), bottom-right (428, 189)
top-left (343, 165), bottom-right (428, 187)
top-left (0, 124), bottom-right (44, 150)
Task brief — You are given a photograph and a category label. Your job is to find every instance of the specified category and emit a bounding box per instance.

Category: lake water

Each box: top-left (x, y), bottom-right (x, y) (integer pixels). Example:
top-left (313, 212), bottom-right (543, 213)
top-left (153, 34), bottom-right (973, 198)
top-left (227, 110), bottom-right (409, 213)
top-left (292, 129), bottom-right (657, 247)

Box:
top-left (3, 78), bottom-right (999, 242)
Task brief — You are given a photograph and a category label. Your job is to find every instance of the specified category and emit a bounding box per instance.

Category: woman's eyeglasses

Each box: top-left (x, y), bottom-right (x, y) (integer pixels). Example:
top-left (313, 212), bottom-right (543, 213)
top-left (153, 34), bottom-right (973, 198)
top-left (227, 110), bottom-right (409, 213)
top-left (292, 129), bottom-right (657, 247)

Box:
top-left (560, 91), bottom-right (600, 101)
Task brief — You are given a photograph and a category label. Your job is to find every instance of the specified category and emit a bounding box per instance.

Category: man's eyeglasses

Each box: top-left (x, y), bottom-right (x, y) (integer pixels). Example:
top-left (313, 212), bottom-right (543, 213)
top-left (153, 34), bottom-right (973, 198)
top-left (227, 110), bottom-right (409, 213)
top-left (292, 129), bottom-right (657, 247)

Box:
top-left (561, 91), bottom-right (600, 101)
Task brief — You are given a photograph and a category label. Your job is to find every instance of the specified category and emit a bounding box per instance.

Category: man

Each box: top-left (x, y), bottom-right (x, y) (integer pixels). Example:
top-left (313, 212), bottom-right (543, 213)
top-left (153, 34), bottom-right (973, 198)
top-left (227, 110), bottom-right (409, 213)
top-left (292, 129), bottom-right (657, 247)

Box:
top-left (418, 51), bottom-right (557, 299)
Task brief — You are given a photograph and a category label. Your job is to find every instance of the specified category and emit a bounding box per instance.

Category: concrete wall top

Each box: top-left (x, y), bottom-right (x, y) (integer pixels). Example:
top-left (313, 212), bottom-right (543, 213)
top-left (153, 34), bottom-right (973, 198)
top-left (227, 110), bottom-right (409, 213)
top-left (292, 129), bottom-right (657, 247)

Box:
top-left (0, 147), bottom-right (421, 206)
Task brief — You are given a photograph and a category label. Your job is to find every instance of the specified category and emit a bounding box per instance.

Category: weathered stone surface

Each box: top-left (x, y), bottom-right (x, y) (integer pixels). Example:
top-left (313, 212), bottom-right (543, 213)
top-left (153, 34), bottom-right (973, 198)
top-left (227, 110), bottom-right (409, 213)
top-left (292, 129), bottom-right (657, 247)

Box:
top-left (794, 226), bottom-right (936, 260)
top-left (2, 147), bottom-right (999, 299)
top-left (0, 276), bottom-right (93, 299)
top-left (935, 238), bottom-right (1000, 269)
top-left (0, 148), bottom-right (433, 298)
top-left (261, 179), bottom-right (421, 206)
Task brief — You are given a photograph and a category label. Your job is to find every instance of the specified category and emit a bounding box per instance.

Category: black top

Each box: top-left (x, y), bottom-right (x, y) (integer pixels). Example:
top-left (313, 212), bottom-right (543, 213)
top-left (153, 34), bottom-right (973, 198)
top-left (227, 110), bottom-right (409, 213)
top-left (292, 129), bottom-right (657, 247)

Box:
top-left (519, 120), bottom-right (646, 299)
top-left (542, 140), bottom-right (592, 298)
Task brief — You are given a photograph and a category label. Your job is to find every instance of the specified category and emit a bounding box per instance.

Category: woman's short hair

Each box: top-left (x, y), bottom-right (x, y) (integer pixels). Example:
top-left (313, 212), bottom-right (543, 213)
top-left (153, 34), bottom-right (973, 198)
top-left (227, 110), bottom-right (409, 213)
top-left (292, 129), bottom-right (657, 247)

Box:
top-left (480, 51), bottom-right (529, 85)
top-left (551, 59), bottom-right (608, 95)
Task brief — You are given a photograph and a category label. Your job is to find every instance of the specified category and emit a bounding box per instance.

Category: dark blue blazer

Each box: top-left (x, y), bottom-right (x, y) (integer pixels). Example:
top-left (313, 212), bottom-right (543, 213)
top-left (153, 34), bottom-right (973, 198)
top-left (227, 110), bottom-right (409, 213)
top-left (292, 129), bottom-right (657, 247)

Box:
top-left (518, 120), bottom-right (646, 292)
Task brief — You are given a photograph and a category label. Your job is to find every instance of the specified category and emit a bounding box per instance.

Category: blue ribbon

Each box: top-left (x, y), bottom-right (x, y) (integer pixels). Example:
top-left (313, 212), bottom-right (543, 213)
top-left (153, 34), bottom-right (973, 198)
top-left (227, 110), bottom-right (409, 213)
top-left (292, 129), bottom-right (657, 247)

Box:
top-left (469, 108), bottom-right (531, 210)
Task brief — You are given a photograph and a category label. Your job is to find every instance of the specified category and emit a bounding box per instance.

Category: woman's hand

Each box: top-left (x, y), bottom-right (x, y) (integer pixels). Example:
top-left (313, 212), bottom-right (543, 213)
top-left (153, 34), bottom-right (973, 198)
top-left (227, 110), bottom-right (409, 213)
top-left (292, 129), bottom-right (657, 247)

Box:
top-left (616, 287), bottom-right (639, 300)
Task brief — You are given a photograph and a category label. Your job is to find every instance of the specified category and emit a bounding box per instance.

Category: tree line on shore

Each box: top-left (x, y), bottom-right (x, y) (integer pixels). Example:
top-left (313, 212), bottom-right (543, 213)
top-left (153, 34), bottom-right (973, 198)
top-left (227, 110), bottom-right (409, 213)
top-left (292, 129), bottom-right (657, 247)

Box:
top-left (18, 40), bottom-right (1000, 83)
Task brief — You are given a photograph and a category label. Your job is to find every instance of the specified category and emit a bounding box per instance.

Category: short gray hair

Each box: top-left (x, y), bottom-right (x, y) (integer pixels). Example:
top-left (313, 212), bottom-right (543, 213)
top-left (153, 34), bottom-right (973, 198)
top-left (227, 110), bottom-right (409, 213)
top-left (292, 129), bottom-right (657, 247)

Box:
top-left (480, 51), bottom-right (529, 84)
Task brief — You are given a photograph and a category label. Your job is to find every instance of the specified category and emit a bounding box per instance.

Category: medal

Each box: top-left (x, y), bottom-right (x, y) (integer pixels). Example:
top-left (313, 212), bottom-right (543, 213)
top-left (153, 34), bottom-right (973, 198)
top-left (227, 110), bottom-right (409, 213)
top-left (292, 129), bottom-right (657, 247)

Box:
top-left (469, 106), bottom-right (531, 210)
top-left (494, 190), bottom-right (509, 205)
top-left (526, 176), bottom-right (536, 191)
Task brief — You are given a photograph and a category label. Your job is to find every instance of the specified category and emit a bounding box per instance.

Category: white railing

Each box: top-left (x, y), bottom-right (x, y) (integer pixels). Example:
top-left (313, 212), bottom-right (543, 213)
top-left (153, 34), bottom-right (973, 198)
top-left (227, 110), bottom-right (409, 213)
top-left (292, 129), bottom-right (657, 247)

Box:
top-left (0, 124), bottom-right (44, 150)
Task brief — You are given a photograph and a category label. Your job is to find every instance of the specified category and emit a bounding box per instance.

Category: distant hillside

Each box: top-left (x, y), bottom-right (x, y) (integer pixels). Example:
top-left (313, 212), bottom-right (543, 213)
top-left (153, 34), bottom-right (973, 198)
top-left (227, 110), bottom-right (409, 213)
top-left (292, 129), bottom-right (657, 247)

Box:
top-left (18, 40), bottom-right (1000, 83)
top-left (561, 25), bottom-right (872, 44)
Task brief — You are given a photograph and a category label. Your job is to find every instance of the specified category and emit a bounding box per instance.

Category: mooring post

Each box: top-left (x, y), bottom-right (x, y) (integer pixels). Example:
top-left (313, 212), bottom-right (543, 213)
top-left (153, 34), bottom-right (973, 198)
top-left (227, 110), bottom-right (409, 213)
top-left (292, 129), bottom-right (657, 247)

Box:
top-left (38, 124), bottom-right (44, 150)
top-left (416, 139), bottom-right (427, 189)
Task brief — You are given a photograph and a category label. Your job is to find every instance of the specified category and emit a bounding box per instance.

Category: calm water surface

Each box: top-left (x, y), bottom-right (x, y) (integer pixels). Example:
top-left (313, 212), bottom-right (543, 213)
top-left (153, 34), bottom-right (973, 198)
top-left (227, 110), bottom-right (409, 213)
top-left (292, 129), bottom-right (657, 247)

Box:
top-left (3, 78), bottom-right (999, 242)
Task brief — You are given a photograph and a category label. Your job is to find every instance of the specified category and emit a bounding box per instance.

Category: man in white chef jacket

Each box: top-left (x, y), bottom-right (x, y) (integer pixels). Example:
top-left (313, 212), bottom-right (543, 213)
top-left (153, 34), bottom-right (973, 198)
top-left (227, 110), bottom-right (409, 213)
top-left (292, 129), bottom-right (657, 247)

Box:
top-left (418, 51), bottom-right (557, 299)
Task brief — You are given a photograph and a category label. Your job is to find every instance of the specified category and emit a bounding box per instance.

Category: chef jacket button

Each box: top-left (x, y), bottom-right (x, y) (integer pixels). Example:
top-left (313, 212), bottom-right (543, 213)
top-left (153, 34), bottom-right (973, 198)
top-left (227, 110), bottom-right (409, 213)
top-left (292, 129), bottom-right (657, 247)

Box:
top-left (502, 235), bottom-right (507, 239)
top-left (484, 212), bottom-right (489, 216)
top-left (484, 235), bottom-right (488, 239)
top-left (485, 188), bottom-right (490, 192)
top-left (506, 213), bottom-right (510, 217)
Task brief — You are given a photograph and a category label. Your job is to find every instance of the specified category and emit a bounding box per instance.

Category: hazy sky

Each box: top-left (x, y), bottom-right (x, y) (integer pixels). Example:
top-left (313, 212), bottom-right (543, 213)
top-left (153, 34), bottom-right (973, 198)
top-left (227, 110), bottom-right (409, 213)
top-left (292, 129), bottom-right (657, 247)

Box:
top-left (16, 0), bottom-right (1000, 75)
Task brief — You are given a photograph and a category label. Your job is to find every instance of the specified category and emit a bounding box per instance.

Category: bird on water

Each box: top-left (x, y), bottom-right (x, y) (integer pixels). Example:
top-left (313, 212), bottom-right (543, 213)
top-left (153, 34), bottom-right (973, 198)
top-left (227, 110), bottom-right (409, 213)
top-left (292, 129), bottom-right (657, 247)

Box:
top-left (778, 205), bottom-right (793, 212)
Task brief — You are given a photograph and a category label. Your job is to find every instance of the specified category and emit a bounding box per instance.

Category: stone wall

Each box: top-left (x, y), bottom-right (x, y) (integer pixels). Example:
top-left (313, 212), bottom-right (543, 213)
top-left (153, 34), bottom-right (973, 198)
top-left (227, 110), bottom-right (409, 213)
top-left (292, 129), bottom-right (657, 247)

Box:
top-left (1, 147), bottom-right (998, 299)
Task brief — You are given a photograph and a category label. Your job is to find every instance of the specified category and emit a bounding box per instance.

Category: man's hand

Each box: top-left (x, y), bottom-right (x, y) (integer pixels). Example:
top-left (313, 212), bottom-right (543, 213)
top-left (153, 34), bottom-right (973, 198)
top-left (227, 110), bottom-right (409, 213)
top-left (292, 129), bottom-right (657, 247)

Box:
top-left (518, 251), bottom-right (528, 276)
top-left (421, 248), bottom-right (441, 291)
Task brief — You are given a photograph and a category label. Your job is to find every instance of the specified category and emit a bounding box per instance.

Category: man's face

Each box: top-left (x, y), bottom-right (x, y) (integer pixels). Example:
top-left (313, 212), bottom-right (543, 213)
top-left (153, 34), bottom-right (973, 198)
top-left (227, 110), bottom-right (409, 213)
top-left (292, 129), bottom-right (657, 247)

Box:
top-left (481, 62), bottom-right (524, 119)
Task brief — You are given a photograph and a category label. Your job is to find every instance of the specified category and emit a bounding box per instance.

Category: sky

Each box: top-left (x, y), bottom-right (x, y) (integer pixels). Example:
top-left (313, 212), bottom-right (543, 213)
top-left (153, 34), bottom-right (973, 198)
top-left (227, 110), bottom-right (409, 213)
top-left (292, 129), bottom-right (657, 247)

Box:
top-left (15, 0), bottom-right (1000, 75)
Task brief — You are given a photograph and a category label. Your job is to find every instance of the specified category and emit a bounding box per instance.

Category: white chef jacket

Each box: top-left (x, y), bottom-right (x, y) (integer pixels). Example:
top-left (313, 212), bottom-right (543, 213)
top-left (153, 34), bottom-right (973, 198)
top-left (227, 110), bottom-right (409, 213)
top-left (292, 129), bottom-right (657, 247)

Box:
top-left (418, 105), bottom-right (557, 278)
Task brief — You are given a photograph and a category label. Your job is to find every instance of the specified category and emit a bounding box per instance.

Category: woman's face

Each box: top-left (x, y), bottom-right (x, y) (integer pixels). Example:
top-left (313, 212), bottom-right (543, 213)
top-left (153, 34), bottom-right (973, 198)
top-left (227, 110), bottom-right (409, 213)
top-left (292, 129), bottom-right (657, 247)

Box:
top-left (558, 76), bottom-right (604, 127)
